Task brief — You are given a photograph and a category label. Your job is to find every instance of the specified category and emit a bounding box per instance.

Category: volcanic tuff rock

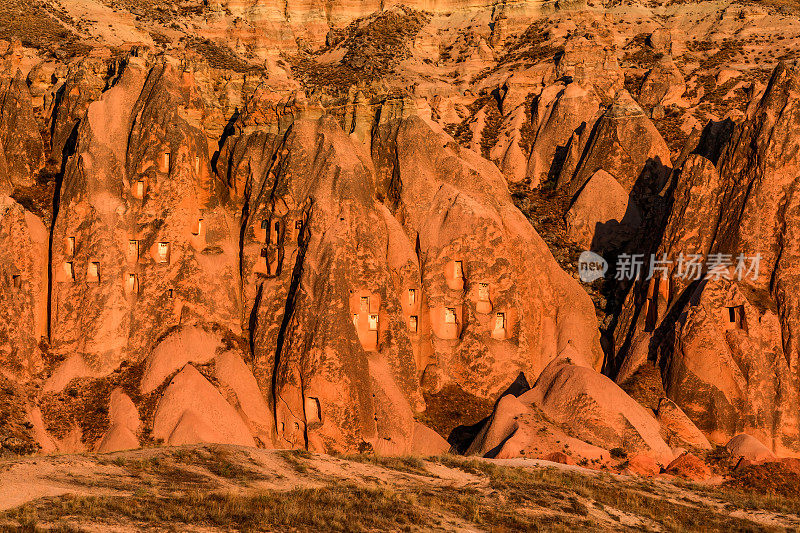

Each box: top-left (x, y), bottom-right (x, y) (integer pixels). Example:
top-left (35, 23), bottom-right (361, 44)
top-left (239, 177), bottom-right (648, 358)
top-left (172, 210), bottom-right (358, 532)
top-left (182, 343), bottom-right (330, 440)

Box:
top-left (1, 50), bottom-right (606, 455)
top-left (526, 348), bottom-right (674, 465)
top-left (614, 62), bottom-right (800, 456)
top-left (526, 81), bottom-right (602, 188)
top-left (558, 90), bottom-right (672, 196)
top-left (664, 452), bottom-right (712, 481)
top-left (0, 195), bottom-right (48, 376)
top-left (0, 73), bottom-right (45, 191)
top-left (726, 433), bottom-right (778, 463)
top-left (465, 382), bottom-right (612, 464)
top-left (655, 397), bottom-right (711, 451)
top-left (637, 56), bottom-right (686, 111)
top-left (624, 454), bottom-right (660, 477)
top-left (465, 346), bottom-right (673, 465)
top-left (3, 0), bottom-right (800, 466)
top-left (564, 168), bottom-right (641, 252)
top-left (49, 57), bottom-right (240, 372)
top-left (95, 388), bottom-right (140, 453)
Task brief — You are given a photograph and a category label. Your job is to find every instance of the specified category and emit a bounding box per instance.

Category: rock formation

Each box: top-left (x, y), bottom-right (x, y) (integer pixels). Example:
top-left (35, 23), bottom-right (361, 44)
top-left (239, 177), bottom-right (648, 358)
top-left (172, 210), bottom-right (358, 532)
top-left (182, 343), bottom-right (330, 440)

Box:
top-left (467, 346), bottom-right (673, 465)
top-left (565, 168), bottom-right (641, 252)
top-left (613, 63), bottom-right (800, 457)
top-left (558, 90), bottom-right (672, 196)
top-left (0, 72), bottom-right (45, 191)
top-left (0, 195), bottom-right (48, 376)
top-left (2, 0), bottom-right (800, 470)
top-left (0, 48), bottom-right (606, 456)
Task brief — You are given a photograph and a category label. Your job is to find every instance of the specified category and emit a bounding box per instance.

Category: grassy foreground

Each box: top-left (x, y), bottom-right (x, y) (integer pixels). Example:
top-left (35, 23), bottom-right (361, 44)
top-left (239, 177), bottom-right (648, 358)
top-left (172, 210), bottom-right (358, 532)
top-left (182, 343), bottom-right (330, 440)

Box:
top-left (1, 446), bottom-right (799, 532)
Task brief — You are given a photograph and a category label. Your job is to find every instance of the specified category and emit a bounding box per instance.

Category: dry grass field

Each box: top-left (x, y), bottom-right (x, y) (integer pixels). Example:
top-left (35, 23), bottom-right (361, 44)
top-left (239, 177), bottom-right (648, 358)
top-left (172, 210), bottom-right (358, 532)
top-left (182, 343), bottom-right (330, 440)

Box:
top-left (1, 445), bottom-right (799, 532)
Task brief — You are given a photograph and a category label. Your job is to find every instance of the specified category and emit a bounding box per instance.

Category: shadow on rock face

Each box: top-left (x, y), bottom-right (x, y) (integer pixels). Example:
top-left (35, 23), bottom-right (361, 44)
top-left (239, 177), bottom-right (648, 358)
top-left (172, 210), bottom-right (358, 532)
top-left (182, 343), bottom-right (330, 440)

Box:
top-left (447, 372), bottom-right (530, 454)
top-left (589, 198), bottom-right (643, 255)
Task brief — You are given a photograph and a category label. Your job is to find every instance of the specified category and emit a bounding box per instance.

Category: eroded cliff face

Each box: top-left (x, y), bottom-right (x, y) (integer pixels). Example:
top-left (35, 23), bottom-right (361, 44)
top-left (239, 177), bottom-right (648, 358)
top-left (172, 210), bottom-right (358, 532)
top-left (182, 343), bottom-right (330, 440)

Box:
top-left (197, 0), bottom-right (572, 58)
top-left (0, 45), bottom-right (604, 455)
top-left (3, 0), bottom-right (800, 464)
top-left (0, 196), bottom-right (48, 375)
top-left (50, 59), bottom-right (239, 372)
top-left (612, 63), bottom-right (800, 456)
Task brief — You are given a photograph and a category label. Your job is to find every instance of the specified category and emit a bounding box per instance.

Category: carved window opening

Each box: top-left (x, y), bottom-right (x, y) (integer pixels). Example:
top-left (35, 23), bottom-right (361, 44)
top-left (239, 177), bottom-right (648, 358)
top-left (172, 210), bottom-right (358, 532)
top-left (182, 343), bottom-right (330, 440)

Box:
top-left (305, 397), bottom-right (321, 424)
top-left (192, 219), bottom-right (204, 236)
top-left (126, 273), bottom-right (138, 294)
top-left (65, 237), bottom-right (75, 256)
top-left (167, 289), bottom-right (174, 299)
top-left (269, 219), bottom-right (282, 245)
top-left (453, 261), bottom-right (463, 279)
top-left (360, 296), bottom-right (370, 313)
top-left (135, 180), bottom-right (146, 199)
top-left (727, 305), bottom-right (746, 331)
top-left (368, 314), bottom-right (379, 331)
top-left (495, 312), bottom-right (506, 330)
top-left (195, 156), bottom-right (201, 173)
top-left (255, 219), bottom-right (267, 243)
top-left (128, 240), bottom-right (139, 261)
top-left (11, 274), bottom-right (21, 289)
top-left (294, 220), bottom-right (303, 244)
top-left (445, 307), bottom-right (457, 324)
top-left (352, 313), bottom-right (359, 328)
top-left (408, 288), bottom-right (416, 306)
top-left (64, 262), bottom-right (75, 282)
top-left (259, 246), bottom-right (282, 277)
top-left (162, 152), bottom-right (171, 171)
top-left (446, 259), bottom-right (465, 290)
top-left (87, 261), bottom-right (100, 282)
top-left (157, 242), bottom-right (170, 263)
top-left (409, 315), bottom-right (418, 333)
top-left (478, 283), bottom-right (489, 301)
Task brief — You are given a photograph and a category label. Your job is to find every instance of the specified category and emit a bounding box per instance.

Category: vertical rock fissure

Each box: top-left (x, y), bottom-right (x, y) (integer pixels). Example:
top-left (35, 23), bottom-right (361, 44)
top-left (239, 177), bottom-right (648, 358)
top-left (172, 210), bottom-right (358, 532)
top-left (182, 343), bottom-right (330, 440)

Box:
top-left (386, 144), bottom-right (402, 213)
top-left (124, 67), bottom-right (161, 179)
top-left (237, 161), bottom-right (254, 293)
top-left (248, 281), bottom-right (263, 362)
top-left (45, 122), bottom-right (78, 341)
top-left (299, 371), bottom-right (309, 449)
top-left (270, 206), bottom-right (312, 432)
top-left (210, 109), bottom-right (240, 179)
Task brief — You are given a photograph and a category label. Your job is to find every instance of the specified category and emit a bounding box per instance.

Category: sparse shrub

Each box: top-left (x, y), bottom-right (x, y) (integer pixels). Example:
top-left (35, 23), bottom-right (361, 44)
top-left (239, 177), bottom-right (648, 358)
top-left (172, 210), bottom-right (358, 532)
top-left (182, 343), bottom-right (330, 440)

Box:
top-left (279, 449), bottom-right (315, 474)
top-left (610, 447), bottom-right (628, 459)
top-left (287, 7), bottom-right (430, 96)
top-left (337, 454), bottom-right (430, 476)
